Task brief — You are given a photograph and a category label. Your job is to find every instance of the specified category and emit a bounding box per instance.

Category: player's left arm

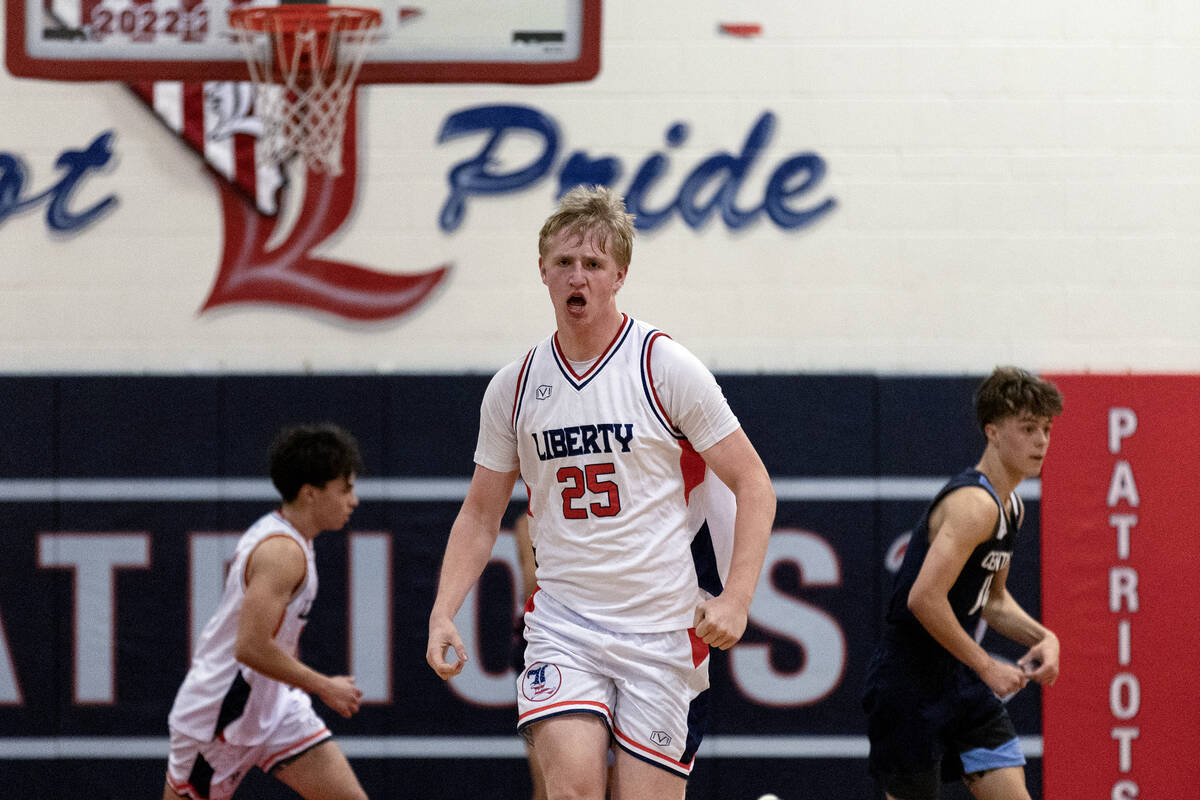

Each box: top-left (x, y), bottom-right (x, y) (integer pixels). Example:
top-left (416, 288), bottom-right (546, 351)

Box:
top-left (982, 565), bottom-right (1060, 686)
top-left (236, 536), bottom-right (363, 717)
top-left (694, 428), bottom-right (776, 650)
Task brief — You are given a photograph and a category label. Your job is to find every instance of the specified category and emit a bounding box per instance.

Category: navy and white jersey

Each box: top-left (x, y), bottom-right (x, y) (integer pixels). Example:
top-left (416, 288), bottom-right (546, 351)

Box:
top-left (885, 469), bottom-right (1023, 651)
top-left (475, 315), bottom-right (739, 633)
top-left (168, 512), bottom-right (318, 745)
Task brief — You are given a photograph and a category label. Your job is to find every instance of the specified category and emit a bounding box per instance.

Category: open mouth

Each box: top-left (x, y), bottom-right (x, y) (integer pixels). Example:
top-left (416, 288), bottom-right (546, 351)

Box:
top-left (567, 295), bottom-right (586, 308)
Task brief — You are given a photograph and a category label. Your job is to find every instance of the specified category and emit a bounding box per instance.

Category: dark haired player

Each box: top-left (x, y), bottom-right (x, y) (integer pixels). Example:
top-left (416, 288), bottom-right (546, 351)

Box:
top-left (863, 367), bottom-right (1064, 800)
top-left (162, 424), bottom-right (369, 800)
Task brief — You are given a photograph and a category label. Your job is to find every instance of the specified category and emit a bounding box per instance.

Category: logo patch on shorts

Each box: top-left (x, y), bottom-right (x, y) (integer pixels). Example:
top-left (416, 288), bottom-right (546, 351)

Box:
top-left (521, 662), bottom-right (562, 702)
top-left (650, 730), bottom-right (672, 747)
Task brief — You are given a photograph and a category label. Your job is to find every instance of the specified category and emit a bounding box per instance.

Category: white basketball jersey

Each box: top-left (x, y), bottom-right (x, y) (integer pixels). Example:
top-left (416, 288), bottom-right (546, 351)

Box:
top-left (168, 512), bottom-right (318, 745)
top-left (475, 315), bottom-right (739, 633)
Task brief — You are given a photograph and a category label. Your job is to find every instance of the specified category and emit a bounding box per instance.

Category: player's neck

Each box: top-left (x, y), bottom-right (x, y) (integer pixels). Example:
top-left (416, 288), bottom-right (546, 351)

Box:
top-left (555, 309), bottom-right (624, 362)
top-left (974, 451), bottom-right (1023, 504)
top-left (278, 504), bottom-right (320, 542)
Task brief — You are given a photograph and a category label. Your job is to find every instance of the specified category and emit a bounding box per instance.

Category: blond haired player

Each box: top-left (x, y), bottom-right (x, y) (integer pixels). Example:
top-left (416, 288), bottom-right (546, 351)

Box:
top-left (427, 185), bottom-right (775, 800)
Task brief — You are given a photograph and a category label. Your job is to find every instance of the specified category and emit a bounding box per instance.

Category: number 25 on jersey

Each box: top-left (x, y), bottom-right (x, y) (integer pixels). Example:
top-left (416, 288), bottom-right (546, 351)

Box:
top-left (556, 463), bottom-right (622, 519)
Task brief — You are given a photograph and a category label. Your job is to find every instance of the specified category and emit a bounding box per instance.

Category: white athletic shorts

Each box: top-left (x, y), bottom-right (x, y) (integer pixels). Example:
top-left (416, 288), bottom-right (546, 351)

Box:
top-left (516, 589), bottom-right (711, 778)
top-left (165, 693), bottom-right (331, 800)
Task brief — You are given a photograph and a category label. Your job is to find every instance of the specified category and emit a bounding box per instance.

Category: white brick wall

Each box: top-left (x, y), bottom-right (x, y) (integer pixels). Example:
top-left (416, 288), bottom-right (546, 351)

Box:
top-left (1, 1), bottom-right (1198, 373)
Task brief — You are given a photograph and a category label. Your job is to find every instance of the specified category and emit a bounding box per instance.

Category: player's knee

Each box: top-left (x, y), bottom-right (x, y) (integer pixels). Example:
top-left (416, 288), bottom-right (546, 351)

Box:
top-left (543, 766), bottom-right (606, 800)
top-left (545, 784), bottom-right (598, 800)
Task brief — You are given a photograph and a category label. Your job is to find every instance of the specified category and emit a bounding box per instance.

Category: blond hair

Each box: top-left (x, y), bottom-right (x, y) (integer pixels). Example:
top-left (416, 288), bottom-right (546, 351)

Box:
top-left (538, 185), bottom-right (636, 267)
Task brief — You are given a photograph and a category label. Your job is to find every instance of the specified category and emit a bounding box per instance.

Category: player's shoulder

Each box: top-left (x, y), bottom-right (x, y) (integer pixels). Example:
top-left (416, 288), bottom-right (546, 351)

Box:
top-left (252, 531), bottom-right (306, 558)
top-left (505, 336), bottom-right (549, 372)
top-left (638, 321), bottom-right (705, 370)
top-left (487, 340), bottom-right (547, 389)
top-left (938, 484), bottom-right (1003, 531)
top-left (240, 512), bottom-right (288, 543)
top-left (244, 529), bottom-right (308, 585)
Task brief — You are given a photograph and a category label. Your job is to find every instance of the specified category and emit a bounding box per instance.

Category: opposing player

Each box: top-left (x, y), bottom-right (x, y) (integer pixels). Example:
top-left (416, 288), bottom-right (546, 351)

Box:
top-left (426, 185), bottom-right (776, 800)
top-left (162, 424), bottom-right (369, 800)
top-left (862, 367), bottom-right (1064, 800)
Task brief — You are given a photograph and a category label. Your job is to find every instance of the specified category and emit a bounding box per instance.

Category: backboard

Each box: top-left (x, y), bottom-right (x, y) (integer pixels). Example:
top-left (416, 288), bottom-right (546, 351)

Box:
top-left (5, 0), bottom-right (600, 83)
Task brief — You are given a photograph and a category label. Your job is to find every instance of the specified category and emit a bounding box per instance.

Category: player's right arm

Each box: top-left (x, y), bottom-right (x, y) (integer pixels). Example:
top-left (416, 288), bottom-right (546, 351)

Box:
top-left (235, 536), bottom-right (362, 718)
top-left (982, 570), bottom-right (1060, 686)
top-left (907, 488), bottom-right (1029, 698)
top-left (427, 463), bottom-right (520, 680)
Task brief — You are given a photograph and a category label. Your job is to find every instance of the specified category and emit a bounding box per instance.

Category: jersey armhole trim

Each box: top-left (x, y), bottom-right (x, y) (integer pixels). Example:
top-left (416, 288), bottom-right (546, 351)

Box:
top-left (640, 330), bottom-right (685, 439)
top-left (511, 347), bottom-right (537, 430)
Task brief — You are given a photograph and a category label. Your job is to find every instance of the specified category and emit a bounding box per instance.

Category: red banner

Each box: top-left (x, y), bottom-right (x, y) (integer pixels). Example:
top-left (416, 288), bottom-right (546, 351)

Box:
top-left (1041, 375), bottom-right (1200, 799)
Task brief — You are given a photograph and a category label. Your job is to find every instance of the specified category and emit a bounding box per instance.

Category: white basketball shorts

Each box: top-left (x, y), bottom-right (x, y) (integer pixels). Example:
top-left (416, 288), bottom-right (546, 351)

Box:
top-left (166, 692), bottom-right (330, 800)
top-left (516, 589), bottom-right (711, 778)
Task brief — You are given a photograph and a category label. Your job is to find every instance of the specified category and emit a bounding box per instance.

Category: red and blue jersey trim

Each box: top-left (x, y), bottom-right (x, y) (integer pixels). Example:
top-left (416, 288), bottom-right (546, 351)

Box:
top-left (511, 347), bottom-right (536, 431)
top-left (639, 329), bottom-right (684, 440)
top-left (549, 314), bottom-right (633, 390)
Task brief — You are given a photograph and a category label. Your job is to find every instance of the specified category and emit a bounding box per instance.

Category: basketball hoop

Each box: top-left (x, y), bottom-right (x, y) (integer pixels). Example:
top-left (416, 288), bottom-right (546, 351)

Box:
top-left (228, 4), bottom-right (382, 175)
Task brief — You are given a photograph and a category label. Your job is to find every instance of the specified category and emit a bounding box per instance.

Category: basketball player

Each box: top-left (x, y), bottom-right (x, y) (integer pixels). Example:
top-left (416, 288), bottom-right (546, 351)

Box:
top-left (862, 367), bottom-right (1064, 800)
top-left (426, 185), bottom-right (776, 800)
top-left (162, 424), bottom-right (369, 800)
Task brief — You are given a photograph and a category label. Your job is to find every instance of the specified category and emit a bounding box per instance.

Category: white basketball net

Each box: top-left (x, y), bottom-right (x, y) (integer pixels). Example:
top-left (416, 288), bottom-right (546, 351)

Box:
top-left (230, 8), bottom-right (379, 175)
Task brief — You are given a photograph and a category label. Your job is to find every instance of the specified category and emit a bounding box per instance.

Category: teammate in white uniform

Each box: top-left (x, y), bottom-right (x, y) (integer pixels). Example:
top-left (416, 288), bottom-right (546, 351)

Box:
top-left (427, 186), bottom-right (776, 800)
top-left (163, 424), bottom-right (369, 800)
